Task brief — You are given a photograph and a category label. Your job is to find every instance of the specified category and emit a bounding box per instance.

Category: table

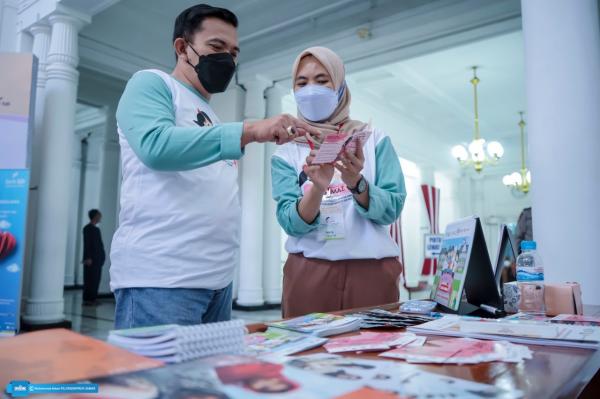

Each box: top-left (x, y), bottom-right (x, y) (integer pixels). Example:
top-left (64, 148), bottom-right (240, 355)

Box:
top-left (247, 303), bottom-right (600, 398)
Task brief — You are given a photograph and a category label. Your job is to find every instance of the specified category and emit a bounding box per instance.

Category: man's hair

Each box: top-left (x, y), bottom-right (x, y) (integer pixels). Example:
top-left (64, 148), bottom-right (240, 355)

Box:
top-left (173, 4), bottom-right (238, 48)
top-left (88, 209), bottom-right (101, 221)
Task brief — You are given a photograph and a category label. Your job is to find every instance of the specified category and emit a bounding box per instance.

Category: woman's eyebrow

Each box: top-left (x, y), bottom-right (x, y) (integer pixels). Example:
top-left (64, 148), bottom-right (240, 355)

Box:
top-left (314, 73), bottom-right (329, 79)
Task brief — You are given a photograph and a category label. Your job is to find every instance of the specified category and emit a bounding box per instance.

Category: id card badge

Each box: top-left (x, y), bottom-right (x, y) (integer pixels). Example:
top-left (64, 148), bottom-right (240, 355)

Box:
top-left (318, 202), bottom-right (346, 241)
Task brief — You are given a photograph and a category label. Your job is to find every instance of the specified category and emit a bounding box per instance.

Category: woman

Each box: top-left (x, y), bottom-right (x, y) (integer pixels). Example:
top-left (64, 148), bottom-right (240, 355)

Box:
top-left (271, 46), bottom-right (406, 317)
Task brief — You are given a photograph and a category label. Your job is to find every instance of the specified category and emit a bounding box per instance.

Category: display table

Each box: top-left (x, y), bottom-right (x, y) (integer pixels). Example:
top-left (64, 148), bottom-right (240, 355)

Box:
top-left (247, 303), bottom-right (600, 398)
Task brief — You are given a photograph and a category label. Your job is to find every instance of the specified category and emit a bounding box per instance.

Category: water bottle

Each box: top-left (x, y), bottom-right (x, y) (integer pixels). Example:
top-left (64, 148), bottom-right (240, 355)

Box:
top-left (516, 240), bottom-right (545, 315)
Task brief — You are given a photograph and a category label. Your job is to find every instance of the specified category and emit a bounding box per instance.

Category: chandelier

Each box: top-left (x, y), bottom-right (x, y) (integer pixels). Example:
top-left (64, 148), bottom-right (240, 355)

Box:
top-left (451, 66), bottom-right (504, 172)
top-left (503, 112), bottom-right (531, 193)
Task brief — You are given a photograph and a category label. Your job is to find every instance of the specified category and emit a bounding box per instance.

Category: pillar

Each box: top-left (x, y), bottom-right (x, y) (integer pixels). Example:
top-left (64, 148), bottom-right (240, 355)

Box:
top-left (262, 84), bottom-right (287, 304)
top-left (21, 23), bottom-right (51, 311)
top-left (0, 0), bottom-right (18, 52)
top-left (521, 0), bottom-right (600, 304)
top-left (23, 11), bottom-right (89, 324)
top-left (236, 76), bottom-right (272, 307)
top-left (96, 105), bottom-right (121, 294)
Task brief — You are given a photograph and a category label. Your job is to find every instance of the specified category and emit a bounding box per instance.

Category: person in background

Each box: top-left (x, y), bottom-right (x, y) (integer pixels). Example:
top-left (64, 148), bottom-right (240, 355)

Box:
top-left (271, 46), bottom-right (406, 317)
top-left (110, 4), bottom-right (318, 328)
top-left (515, 207), bottom-right (533, 254)
top-left (82, 209), bottom-right (105, 306)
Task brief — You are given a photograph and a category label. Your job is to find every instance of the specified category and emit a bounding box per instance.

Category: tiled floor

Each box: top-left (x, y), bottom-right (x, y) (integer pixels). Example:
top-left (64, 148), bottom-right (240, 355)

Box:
top-left (63, 290), bottom-right (282, 341)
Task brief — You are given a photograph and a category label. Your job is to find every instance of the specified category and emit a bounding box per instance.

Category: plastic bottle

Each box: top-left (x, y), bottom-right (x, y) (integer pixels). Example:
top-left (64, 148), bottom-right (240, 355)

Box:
top-left (516, 240), bottom-right (545, 316)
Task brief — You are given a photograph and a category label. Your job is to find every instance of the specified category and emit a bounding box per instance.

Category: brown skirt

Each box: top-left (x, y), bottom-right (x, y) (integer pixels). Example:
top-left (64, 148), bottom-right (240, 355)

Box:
top-left (282, 253), bottom-right (402, 318)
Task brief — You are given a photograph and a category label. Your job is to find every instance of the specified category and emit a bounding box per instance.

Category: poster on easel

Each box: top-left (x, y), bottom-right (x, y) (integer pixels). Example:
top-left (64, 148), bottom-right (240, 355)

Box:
top-left (0, 53), bottom-right (37, 336)
top-left (430, 216), bottom-right (502, 315)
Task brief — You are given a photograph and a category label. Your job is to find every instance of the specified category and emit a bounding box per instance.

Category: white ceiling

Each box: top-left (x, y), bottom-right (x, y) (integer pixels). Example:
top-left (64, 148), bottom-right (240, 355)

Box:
top-left (348, 31), bottom-right (527, 170)
top-left (77, 0), bottom-right (527, 173)
top-left (80, 0), bottom-right (436, 70)
top-left (351, 30), bottom-right (526, 144)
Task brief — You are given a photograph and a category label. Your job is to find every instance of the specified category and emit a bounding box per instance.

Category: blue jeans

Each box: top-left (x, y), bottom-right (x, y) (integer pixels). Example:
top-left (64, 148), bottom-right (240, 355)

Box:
top-left (113, 283), bottom-right (233, 329)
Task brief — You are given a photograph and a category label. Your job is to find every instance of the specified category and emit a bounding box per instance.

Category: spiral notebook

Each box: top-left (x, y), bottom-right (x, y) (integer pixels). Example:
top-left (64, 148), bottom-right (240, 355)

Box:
top-left (107, 319), bottom-right (247, 363)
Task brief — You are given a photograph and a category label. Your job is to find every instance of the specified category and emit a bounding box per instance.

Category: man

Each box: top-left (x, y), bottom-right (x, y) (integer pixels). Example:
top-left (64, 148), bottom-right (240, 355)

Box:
top-left (110, 4), bottom-right (318, 328)
top-left (515, 207), bottom-right (533, 254)
top-left (83, 209), bottom-right (105, 306)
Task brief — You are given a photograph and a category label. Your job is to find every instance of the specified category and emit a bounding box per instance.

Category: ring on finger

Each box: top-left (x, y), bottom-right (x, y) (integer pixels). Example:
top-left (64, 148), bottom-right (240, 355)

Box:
top-left (286, 126), bottom-right (296, 137)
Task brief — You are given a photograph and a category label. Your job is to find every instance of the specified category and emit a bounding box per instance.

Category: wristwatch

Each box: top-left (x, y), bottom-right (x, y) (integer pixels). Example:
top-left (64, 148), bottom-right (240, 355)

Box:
top-left (349, 175), bottom-right (368, 195)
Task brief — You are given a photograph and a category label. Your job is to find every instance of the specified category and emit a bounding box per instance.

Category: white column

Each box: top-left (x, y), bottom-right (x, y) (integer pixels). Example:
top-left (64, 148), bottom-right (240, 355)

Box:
top-left (262, 84), bottom-right (287, 304)
top-left (236, 76), bottom-right (272, 307)
top-left (21, 23), bottom-right (51, 309)
top-left (0, 0), bottom-right (18, 52)
top-left (97, 106), bottom-right (121, 294)
top-left (16, 30), bottom-right (33, 53)
top-left (23, 12), bottom-right (89, 324)
top-left (521, 0), bottom-right (600, 304)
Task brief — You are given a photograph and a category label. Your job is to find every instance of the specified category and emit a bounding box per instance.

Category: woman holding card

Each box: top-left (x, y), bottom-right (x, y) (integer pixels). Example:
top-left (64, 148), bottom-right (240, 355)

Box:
top-left (271, 46), bottom-right (406, 317)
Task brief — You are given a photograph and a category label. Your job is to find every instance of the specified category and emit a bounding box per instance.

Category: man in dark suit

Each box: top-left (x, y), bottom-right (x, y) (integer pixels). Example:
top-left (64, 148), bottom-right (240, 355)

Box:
top-left (82, 209), bottom-right (106, 306)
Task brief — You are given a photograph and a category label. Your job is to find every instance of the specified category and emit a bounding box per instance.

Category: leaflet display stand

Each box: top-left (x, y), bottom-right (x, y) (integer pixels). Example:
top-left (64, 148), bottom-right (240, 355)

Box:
top-left (494, 225), bottom-right (518, 297)
top-left (430, 217), bottom-right (503, 316)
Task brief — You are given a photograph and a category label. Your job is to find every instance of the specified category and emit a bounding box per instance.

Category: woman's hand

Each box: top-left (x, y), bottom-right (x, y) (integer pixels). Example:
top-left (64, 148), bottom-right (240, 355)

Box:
top-left (304, 150), bottom-right (334, 194)
top-left (335, 141), bottom-right (365, 189)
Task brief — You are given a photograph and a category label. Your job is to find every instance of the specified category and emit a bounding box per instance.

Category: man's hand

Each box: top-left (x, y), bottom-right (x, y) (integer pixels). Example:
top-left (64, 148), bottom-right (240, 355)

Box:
top-left (83, 259), bottom-right (92, 266)
top-left (304, 150), bottom-right (335, 194)
top-left (335, 140), bottom-right (365, 189)
top-left (242, 114), bottom-right (321, 147)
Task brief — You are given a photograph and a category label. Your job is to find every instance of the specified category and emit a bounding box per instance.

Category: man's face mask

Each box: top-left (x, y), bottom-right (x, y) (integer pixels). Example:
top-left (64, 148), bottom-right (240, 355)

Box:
top-left (187, 43), bottom-right (236, 94)
top-left (294, 83), bottom-right (344, 122)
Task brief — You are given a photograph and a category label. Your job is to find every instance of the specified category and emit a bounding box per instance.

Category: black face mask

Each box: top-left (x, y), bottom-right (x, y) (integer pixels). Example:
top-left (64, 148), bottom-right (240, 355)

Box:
top-left (187, 44), bottom-right (236, 94)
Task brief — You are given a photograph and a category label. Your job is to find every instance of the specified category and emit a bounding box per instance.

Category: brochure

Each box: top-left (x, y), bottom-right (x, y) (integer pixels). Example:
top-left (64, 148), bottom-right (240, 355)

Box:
top-left (430, 218), bottom-right (476, 310)
top-left (324, 332), bottom-right (417, 353)
top-left (281, 353), bottom-right (522, 398)
top-left (245, 327), bottom-right (328, 357)
top-left (267, 313), bottom-right (361, 337)
top-left (311, 125), bottom-right (372, 164)
top-left (379, 337), bottom-right (532, 364)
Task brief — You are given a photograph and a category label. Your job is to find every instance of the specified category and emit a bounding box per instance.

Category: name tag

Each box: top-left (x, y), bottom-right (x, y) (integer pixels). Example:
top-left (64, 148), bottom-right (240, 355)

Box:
top-left (318, 202), bottom-right (345, 241)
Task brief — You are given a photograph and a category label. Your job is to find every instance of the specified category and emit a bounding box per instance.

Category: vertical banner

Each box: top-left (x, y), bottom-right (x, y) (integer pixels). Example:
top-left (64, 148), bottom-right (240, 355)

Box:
top-left (0, 170), bottom-right (30, 336)
top-left (0, 53), bottom-right (37, 336)
top-left (420, 184), bottom-right (441, 277)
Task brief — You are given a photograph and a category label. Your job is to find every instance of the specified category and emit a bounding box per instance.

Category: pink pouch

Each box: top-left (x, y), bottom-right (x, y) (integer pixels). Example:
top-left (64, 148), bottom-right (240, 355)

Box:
top-left (544, 282), bottom-right (583, 316)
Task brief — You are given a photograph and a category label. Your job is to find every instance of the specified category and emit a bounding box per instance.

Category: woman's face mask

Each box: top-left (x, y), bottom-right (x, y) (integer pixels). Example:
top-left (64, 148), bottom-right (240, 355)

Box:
top-left (294, 84), bottom-right (342, 122)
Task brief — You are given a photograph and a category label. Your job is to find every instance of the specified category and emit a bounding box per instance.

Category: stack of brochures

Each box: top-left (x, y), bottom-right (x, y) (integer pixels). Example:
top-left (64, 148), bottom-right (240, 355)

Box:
top-left (408, 315), bottom-right (600, 349)
top-left (379, 337), bottom-right (532, 364)
top-left (267, 313), bottom-right (362, 337)
top-left (245, 327), bottom-right (328, 357)
top-left (323, 331), bottom-right (422, 353)
top-left (108, 319), bottom-right (247, 363)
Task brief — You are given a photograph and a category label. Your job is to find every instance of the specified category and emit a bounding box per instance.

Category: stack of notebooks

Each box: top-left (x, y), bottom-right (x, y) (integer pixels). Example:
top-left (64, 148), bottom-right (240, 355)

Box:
top-left (108, 319), bottom-right (247, 363)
